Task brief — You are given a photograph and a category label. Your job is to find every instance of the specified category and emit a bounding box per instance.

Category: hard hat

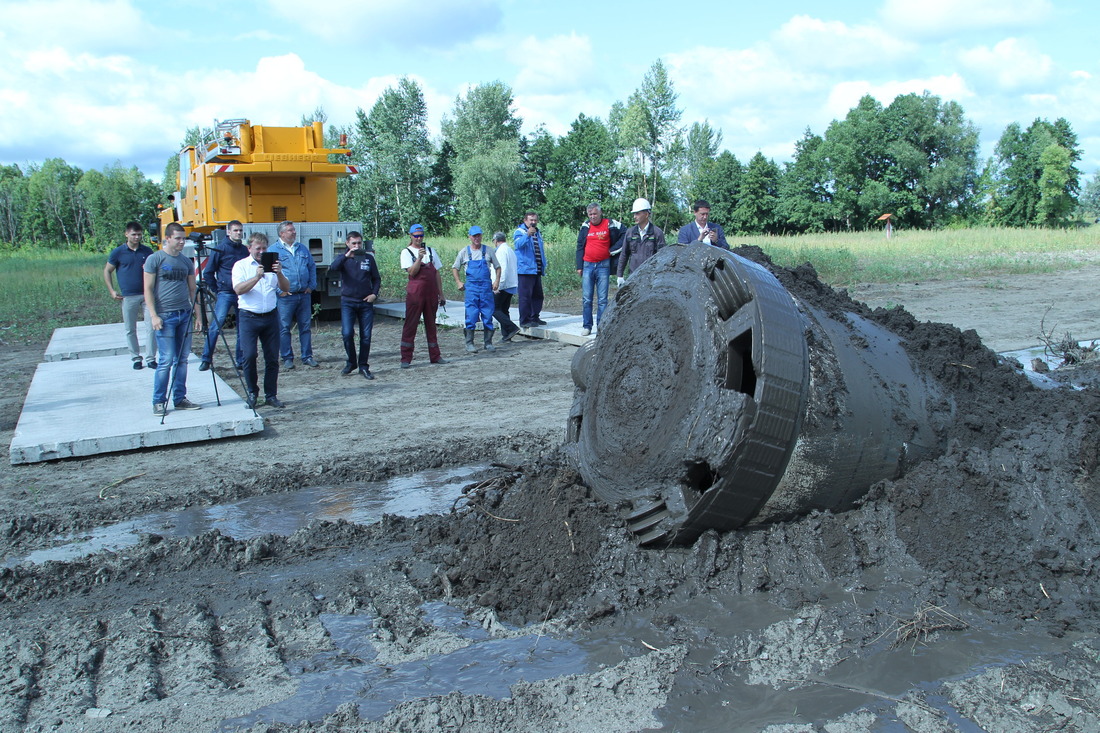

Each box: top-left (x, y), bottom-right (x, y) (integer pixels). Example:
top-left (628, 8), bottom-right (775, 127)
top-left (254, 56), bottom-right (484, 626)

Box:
top-left (631, 198), bottom-right (652, 213)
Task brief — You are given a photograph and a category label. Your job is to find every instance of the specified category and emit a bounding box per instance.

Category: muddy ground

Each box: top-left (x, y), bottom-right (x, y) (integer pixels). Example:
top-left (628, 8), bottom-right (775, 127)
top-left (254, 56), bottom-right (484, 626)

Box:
top-left (2, 256), bottom-right (1100, 732)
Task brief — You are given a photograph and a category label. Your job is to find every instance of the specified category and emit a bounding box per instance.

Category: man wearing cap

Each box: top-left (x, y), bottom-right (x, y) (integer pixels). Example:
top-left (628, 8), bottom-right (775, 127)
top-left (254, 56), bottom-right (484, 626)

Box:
top-left (575, 203), bottom-right (624, 336)
top-left (513, 211), bottom-right (547, 328)
top-left (617, 198), bottom-right (667, 285)
top-left (677, 199), bottom-right (730, 249)
top-left (270, 220), bottom-right (319, 369)
top-left (490, 231), bottom-right (520, 341)
top-left (399, 224), bottom-right (448, 367)
top-left (452, 226), bottom-right (501, 353)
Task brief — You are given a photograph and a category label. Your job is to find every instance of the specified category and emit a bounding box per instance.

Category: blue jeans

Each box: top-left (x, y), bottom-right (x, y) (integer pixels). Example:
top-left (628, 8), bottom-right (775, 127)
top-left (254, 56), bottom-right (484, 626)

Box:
top-left (152, 309), bottom-right (193, 406)
top-left (581, 259), bottom-right (610, 330)
top-left (341, 299), bottom-right (375, 369)
top-left (277, 292), bottom-right (313, 362)
top-left (201, 291), bottom-right (242, 365)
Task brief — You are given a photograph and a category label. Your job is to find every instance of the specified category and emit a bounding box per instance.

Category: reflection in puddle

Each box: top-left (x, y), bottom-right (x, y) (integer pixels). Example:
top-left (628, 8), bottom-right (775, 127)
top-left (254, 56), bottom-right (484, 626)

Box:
top-left (219, 601), bottom-right (588, 729)
top-left (4, 465), bottom-right (488, 568)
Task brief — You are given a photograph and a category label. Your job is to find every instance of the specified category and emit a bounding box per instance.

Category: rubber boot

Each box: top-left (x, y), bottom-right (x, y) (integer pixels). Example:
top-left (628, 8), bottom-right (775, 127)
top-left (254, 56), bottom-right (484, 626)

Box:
top-left (483, 329), bottom-right (496, 352)
top-left (464, 329), bottom-right (478, 353)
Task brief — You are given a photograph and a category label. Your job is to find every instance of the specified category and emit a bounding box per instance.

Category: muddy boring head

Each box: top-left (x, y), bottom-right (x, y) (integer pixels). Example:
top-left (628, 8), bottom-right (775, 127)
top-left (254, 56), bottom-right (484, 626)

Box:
top-left (566, 244), bottom-right (956, 545)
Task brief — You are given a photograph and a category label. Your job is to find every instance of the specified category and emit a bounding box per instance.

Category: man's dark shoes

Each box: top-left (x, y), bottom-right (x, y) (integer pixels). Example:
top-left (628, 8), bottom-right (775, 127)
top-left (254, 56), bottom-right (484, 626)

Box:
top-left (246, 392), bottom-right (258, 409)
top-left (282, 359), bottom-right (295, 370)
top-left (502, 327), bottom-right (519, 342)
top-left (341, 364), bottom-right (355, 375)
top-left (265, 395), bottom-right (285, 408)
top-left (132, 359), bottom-right (143, 370)
top-left (360, 368), bottom-right (374, 380)
top-left (534, 318), bottom-right (547, 326)
top-left (198, 360), bottom-right (211, 372)
top-left (146, 360), bottom-right (157, 369)
top-left (174, 398), bottom-right (202, 410)
top-left (302, 357), bottom-right (320, 368)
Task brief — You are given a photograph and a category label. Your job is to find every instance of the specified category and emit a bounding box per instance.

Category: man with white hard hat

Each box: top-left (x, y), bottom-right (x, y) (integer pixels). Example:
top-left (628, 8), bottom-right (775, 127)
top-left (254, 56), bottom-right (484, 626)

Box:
top-left (616, 198), bottom-right (667, 286)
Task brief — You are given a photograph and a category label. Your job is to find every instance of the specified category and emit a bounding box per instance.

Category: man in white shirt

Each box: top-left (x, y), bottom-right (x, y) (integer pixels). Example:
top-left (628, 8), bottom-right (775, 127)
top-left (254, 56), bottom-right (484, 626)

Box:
top-left (233, 232), bottom-right (291, 408)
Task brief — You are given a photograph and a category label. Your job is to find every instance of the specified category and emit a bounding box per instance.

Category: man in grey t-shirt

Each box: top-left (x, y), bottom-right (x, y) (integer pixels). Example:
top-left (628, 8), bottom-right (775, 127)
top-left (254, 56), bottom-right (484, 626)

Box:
top-left (143, 222), bottom-right (200, 416)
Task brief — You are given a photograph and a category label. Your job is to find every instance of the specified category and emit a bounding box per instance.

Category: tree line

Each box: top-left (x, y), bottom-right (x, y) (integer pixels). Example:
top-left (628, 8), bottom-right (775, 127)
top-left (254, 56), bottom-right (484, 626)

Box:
top-left (0, 60), bottom-right (1092, 249)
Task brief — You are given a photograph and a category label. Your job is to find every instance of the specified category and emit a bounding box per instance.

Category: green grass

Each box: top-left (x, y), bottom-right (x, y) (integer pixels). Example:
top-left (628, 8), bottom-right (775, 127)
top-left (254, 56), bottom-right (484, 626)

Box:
top-left (735, 226), bottom-right (1100, 286)
top-left (0, 249), bottom-right (120, 343)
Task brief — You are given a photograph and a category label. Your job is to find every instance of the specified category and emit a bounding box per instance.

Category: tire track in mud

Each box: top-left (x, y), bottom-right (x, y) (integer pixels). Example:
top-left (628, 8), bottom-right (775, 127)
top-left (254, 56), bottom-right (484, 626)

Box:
top-left (0, 526), bottom-right (414, 731)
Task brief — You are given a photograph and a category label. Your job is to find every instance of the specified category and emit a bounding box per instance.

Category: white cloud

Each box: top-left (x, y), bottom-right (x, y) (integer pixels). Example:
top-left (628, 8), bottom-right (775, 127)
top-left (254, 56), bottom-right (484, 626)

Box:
top-left (510, 33), bottom-right (597, 95)
top-left (0, 0), bottom-right (157, 54)
top-left (265, 0), bottom-right (502, 46)
top-left (0, 45), bottom-right (447, 175)
top-left (824, 75), bottom-right (974, 119)
top-left (879, 0), bottom-right (1053, 37)
top-left (772, 15), bottom-right (918, 69)
top-left (958, 38), bottom-right (1054, 91)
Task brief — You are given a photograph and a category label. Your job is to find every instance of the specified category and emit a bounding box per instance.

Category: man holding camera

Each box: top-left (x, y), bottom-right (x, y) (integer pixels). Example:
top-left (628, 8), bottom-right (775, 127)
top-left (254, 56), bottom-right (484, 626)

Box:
top-left (399, 224), bottom-right (447, 368)
top-left (233, 232), bottom-right (290, 408)
top-left (677, 199), bottom-right (730, 249)
top-left (198, 220), bottom-right (249, 372)
top-left (143, 222), bottom-right (200, 416)
top-left (330, 232), bottom-right (381, 379)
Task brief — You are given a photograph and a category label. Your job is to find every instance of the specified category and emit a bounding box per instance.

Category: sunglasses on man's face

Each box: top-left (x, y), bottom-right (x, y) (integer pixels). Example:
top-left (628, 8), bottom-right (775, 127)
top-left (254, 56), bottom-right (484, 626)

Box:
top-left (412, 234), bottom-right (424, 239)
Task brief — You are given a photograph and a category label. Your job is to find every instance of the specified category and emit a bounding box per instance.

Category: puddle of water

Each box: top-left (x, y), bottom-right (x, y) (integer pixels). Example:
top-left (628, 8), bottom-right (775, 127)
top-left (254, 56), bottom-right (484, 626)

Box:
top-left (4, 465), bottom-right (489, 568)
top-left (219, 600), bottom-right (588, 730)
top-left (1000, 340), bottom-right (1100, 389)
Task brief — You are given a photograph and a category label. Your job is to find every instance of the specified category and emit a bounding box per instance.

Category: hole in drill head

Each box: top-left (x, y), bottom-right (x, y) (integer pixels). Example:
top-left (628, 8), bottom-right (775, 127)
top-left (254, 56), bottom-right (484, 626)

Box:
top-left (724, 330), bottom-right (757, 396)
top-left (684, 460), bottom-right (718, 494)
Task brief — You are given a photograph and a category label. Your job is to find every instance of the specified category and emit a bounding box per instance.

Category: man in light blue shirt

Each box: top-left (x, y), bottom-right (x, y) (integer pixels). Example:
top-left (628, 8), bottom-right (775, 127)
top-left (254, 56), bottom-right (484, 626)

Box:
top-left (269, 221), bottom-right (318, 369)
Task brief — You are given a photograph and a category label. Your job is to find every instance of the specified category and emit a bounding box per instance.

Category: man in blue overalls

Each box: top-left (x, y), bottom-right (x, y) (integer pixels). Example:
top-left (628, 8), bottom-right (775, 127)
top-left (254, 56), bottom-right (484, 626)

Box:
top-left (452, 225), bottom-right (501, 354)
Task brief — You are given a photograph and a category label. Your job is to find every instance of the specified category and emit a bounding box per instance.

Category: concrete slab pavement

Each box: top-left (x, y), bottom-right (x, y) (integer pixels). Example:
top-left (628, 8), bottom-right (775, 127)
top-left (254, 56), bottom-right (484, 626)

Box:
top-left (44, 323), bottom-right (153, 362)
top-left (10, 353), bottom-right (263, 465)
top-left (374, 299), bottom-right (595, 346)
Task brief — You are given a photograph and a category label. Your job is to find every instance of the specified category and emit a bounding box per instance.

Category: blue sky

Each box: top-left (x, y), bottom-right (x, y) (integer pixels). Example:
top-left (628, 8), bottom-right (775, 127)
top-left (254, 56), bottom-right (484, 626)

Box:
top-left (1, 0), bottom-right (1097, 182)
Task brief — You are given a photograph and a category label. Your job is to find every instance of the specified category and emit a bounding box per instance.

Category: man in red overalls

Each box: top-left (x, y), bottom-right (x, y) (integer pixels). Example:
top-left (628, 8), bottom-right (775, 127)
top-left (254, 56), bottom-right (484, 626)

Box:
top-left (399, 224), bottom-right (449, 368)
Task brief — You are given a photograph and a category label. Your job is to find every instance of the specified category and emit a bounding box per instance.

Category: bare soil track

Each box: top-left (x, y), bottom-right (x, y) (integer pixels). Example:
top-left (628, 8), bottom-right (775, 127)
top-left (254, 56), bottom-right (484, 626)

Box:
top-left (2, 252), bottom-right (1100, 732)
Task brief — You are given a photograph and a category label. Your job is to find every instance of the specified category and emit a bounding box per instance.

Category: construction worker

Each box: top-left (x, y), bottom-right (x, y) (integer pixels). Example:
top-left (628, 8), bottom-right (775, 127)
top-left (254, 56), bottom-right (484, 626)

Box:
top-left (452, 225), bottom-right (501, 353)
top-left (617, 198), bottom-right (667, 284)
top-left (398, 224), bottom-right (448, 368)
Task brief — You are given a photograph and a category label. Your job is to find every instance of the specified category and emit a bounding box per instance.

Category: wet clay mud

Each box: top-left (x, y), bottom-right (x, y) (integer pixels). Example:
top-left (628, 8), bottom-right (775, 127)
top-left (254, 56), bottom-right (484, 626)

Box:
top-left (2, 253), bottom-right (1100, 731)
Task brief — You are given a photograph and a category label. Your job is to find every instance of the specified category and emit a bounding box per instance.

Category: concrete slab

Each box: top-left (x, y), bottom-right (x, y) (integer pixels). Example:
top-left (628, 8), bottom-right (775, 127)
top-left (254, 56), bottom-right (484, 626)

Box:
top-left (374, 300), bottom-right (594, 346)
top-left (10, 354), bottom-right (264, 465)
top-left (44, 323), bottom-right (152, 362)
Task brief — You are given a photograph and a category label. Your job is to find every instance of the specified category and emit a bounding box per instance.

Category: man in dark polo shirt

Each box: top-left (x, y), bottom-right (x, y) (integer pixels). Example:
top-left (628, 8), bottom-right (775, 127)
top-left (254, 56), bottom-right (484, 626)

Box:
top-left (104, 221), bottom-right (157, 370)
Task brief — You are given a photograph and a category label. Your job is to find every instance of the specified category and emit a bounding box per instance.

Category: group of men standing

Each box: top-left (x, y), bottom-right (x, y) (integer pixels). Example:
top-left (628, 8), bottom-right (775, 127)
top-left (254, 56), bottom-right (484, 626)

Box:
top-left (103, 200), bottom-right (731, 416)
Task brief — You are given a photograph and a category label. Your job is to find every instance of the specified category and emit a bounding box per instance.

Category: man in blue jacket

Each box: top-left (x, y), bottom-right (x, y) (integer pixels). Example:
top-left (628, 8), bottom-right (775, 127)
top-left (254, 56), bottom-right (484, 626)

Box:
top-left (270, 221), bottom-right (319, 369)
top-left (198, 220), bottom-right (249, 372)
top-left (513, 211), bottom-right (548, 328)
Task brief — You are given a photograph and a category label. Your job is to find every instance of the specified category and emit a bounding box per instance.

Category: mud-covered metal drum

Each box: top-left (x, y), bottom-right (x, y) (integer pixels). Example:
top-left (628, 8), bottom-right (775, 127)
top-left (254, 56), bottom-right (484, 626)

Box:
top-left (565, 244), bottom-right (953, 545)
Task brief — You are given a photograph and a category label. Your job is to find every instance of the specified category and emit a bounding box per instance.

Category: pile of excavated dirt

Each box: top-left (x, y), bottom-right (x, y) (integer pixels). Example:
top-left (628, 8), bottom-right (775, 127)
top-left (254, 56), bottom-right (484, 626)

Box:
top-left (2, 253), bottom-right (1100, 732)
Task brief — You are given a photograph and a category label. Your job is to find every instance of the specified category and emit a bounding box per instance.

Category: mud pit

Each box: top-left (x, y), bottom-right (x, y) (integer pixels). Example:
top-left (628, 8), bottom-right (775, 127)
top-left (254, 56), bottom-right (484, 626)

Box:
top-left (3, 250), bottom-right (1100, 732)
